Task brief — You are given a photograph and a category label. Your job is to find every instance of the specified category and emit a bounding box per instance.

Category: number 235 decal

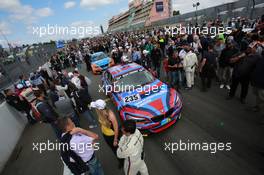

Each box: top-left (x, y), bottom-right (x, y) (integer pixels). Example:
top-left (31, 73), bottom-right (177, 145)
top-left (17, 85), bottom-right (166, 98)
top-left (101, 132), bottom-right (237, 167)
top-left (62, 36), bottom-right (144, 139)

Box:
top-left (123, 94), bottom-right (141, 103)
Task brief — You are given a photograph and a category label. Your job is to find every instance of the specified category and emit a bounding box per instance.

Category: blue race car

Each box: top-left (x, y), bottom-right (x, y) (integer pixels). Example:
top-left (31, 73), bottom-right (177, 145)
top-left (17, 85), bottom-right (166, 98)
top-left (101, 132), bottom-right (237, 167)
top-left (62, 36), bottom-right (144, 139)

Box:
top-left (90, 52), bottom-right (115, 74)
top-left (102, 63), bottom-right (182, 133)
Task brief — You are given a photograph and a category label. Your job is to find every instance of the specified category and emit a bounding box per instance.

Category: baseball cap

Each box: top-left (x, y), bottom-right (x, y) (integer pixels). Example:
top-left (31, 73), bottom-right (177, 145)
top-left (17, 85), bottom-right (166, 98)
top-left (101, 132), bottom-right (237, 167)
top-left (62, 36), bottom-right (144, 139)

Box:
top-left (90, 99), bottom-right (106, 110)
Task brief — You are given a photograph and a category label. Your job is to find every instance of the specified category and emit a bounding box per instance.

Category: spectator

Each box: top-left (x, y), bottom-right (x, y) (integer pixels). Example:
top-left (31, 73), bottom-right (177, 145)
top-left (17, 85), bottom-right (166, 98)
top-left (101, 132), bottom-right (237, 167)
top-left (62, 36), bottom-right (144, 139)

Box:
top-left (214, 37), bottom-right (225, 57)
top-left (218, 40), bottom-right (239, 90)
top-left (144, 41), bottom-right (154, 54)
top-left (50, 55), bottom-right (62, 72)
top-left (84, 53), bottom-right (91, 72)
top-left (90, 99), bottom-right (123, 168)
top-left (48, 84), bottom-right (59, 107)
top-left (4, 88), bottom-right (36, 124)
top-left (30, 72), bottom-right (47, 95)
top-left (58, 117), bottom-right (104, 175)
top-left (167, 40), bottom-right (175, 58)
top-left (68, 83), bottom-right (97, 129)
top-left (168, 51), bottom-right (183, 90)
top-left (199, 44), bottom-right (217, 91)
top-left (18, 74), bottom-right (29, 88)
top-left (191, 35), bottom-right (202, 59)
top-left (142, 50), bottom-right (151, 69)
top-left (34, 89), bottom-right (61, 139)
top-left (78, 74), bottom-right (91, 93)
top-left (39, 67), bottom-right (53, 88)
top-left (162, 55), bottom-right (169, 82)
top-left (251, 50), bottom-right (264, 123)
top-left (54, 78), bottom-right (68, 97)
top-left (151, 43), bottom-right (162, 78)
top-left (121, 47), bottom-right (132, 63)
top-left (228, 42), bottom-right (261, 104)
top-left (71, 70), bottom-right (91, 91)
top-left (54, 91), bottom-right (80, 127)
top-left (132, 47), bottom-right (141, 65)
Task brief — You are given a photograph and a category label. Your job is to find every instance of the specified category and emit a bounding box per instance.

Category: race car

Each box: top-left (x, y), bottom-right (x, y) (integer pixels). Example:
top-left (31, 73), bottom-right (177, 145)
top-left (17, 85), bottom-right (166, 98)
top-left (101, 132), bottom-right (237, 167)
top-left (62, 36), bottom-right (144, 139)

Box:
top-left (102, 63), bottom-right (182, 133)
top-left (90, 52), bottom-right (115, 74)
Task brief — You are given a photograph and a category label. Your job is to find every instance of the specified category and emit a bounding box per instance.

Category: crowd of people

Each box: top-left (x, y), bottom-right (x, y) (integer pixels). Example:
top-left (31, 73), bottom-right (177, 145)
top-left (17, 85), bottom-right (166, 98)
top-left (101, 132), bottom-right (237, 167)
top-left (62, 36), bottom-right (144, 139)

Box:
top-left (3, 38), bottom-right (149, 175)
top-left (86, 15), bottom-right (263, 107)
top-left (1, 14), bottom-right (264, 175)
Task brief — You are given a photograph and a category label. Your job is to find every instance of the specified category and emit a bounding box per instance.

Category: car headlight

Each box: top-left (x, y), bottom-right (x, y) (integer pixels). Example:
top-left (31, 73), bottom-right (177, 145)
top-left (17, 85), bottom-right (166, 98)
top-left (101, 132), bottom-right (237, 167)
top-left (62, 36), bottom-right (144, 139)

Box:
top-left (176, 95), bottom-right (179, 103)
top-left (92, 64), bottom-right (99, 68)
top-left (126, 114), bottom-right (145, 122)
top-left (109, 58), bottom-right (114, 65)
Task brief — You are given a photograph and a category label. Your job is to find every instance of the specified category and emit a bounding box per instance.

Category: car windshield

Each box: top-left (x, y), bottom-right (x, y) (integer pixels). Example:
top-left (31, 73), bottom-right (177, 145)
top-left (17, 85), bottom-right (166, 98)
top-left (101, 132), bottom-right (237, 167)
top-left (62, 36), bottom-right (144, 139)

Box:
top-left (91, 53), bottom-right (107, 62)
top-left (115, 69), bottom-right (155, 90)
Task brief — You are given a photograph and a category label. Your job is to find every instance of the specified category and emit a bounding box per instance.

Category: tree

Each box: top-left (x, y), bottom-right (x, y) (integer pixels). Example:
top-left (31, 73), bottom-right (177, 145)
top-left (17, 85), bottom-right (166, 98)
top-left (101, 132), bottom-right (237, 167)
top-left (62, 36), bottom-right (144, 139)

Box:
top-left (173, 10), bottom-right (180, 16)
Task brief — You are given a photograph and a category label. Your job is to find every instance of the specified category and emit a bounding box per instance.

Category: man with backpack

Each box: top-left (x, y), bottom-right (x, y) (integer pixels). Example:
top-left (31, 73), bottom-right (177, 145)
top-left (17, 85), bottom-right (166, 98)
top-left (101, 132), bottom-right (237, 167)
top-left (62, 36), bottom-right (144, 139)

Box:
top-left (58, 117), bottom-right (104, 175)
top-left (34, 89), bottom-right (61, 139)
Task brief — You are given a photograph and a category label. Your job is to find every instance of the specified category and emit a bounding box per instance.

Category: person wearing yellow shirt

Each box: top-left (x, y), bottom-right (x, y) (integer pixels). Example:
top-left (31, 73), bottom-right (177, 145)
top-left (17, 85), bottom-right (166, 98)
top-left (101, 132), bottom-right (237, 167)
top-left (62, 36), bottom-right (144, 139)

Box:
top-left (90, 99), bottom-right (123, 168)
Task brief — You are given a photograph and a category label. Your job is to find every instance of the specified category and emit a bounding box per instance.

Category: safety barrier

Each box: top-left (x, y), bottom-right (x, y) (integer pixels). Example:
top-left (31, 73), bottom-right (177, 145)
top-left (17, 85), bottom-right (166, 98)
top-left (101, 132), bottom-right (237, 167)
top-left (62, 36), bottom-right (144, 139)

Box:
top-left (0, 101), bottom-right (27, 172)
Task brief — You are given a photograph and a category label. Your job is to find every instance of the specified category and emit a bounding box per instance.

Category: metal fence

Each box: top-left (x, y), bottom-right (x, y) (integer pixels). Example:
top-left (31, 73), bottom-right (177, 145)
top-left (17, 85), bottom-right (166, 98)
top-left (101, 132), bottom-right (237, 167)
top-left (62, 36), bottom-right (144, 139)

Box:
top-left (0, 44), bottom-right (56, 91)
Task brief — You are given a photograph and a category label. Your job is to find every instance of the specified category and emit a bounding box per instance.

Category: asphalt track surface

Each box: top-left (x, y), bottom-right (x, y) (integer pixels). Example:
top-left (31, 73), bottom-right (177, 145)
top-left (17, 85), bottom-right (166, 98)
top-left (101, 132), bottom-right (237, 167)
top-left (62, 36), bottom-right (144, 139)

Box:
top-left (2, 64), bottom-right (264, 175)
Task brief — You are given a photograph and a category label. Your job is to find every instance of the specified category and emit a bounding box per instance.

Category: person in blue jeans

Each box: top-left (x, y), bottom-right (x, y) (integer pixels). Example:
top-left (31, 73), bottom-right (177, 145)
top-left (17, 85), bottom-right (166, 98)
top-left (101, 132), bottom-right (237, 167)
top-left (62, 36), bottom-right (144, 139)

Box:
top-left (68, 83), bottom-right (97, 128)
top-left (151, 43), bottom-right (162, 78)
top-left (85, 156), bottom-right (104, 175)
top-left (168, 51), bottom-right (183, 90)
top-left (54, 91), bottom-right (81, 127)
top-left (58, 117), bottom-right (104, 175)
top-left (80, 110), bottom-right (97, 128)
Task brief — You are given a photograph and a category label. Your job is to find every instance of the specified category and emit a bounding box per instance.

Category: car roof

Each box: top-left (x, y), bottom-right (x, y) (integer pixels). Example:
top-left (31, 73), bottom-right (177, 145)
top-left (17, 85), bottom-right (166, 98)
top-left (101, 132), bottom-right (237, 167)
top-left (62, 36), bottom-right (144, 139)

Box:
top-left (107, 63), bottom-right (143, 78)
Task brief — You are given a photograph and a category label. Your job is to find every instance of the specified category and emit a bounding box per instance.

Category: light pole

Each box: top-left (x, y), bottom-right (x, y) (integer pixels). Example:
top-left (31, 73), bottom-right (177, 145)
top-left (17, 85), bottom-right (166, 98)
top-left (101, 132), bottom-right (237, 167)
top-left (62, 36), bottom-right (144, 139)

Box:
top-left (0, 29), bottom-right (12, 52)
top-left (0, 29), bottom-right (13, 84)
top-left (193, 2), bottom-right (200, 25)
top-left (250, 0), bottom-right (255, 19)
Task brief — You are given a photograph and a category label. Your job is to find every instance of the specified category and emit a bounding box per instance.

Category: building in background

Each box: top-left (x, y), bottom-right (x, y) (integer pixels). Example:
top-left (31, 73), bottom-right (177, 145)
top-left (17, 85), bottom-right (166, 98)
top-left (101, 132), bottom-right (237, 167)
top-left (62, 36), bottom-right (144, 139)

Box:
top-left (109, 0), bottom-right (264, 32)
top-left (108, 0), bottom-right (172, 32)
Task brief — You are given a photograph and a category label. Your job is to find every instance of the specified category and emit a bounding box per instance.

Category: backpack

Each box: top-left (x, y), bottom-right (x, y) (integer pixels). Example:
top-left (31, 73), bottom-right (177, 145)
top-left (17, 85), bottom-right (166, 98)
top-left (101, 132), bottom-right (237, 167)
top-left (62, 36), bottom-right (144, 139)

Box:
top-left (60, 133), bottom-right (89, 175)
top-left (35, 99), bottom-right (58, 123)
